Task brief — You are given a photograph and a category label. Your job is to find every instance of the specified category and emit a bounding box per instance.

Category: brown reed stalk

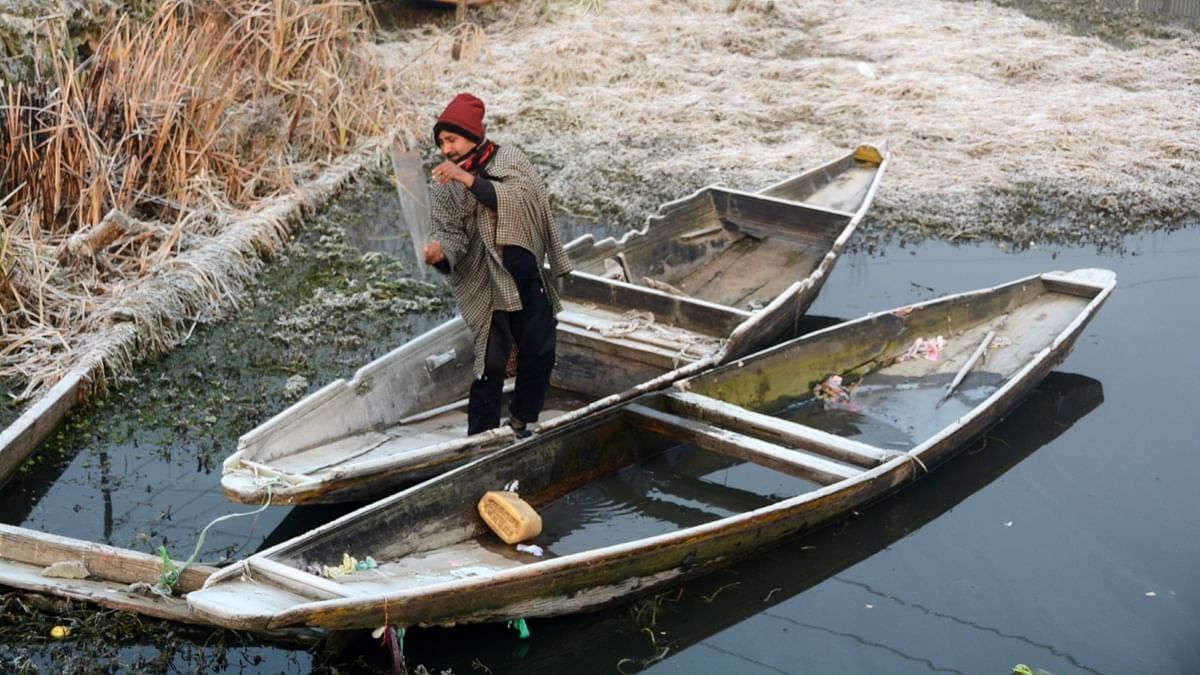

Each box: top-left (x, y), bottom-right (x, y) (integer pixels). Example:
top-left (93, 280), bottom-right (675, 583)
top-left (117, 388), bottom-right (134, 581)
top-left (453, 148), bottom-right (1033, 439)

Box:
top-left (0, 0), bottom-right (434, 399)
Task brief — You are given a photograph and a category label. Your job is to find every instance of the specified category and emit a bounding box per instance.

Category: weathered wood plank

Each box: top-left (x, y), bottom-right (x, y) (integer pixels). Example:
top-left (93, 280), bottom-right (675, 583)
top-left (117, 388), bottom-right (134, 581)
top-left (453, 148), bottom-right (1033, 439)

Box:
top-left (623, 403), bottom-right (859, 485)
top-left (234, 459), bottom-right (312, 486)
top-left (662, 390), bottom-right (896, 467)
top-left (1041, 269), bottom-right (1116, 298)
top-left (398, 382), bottom-right (514, 426)
top-left (0, 369), bottom-right (86, 484)
top-left (559, 271), bottom-right (749, 335)
top-left (0, 523), bottom-right (214, 592)
top-left (558, 310), bottom-right (690, 351)
top-left (0, 526), bottom-right (321, 641)
top-left (247, 558), bottom-right (352, 600)
top-left (0, 559), bottom-right (198, 624)
top-left (676, 237), bottom-right (822, 309)
top-left (557, 323), bottom-right (709, 369)
top-left (557, 309), bottom-right (722, 355)
top-left (757, 150), bottom-right (882, 211)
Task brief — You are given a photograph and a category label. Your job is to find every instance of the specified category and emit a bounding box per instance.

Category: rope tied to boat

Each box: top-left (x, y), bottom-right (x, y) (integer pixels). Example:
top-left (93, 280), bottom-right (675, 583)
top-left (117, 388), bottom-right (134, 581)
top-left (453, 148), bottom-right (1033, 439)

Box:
top-left (598, 309), bottom-right (722, 366)
top-left (902, 451), bottom-right (929, 476)
top-left (155, 477), bottom-right (280, 594)
top-left (373, 596), bottom-right (407, 674)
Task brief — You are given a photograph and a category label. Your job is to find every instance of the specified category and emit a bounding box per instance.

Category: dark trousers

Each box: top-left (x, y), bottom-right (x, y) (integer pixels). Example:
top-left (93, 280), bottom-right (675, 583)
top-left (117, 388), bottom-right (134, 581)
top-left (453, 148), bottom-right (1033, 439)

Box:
top-left (466, 276), bottom-right (557, 435)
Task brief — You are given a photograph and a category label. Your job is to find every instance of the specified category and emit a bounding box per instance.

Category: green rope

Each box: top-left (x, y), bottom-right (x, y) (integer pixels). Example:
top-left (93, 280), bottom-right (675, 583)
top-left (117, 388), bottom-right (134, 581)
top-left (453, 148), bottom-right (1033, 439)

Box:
top-left (157, 478), bottom-right (280, 592)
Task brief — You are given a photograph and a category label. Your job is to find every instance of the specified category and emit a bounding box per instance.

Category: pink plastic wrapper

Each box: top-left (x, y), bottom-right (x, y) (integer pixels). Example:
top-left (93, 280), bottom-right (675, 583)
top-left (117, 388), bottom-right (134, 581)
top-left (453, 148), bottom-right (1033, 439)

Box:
top-left (814, 374), bottom-right (854, 409)
top-left (899, 336), bottom-right (946, 362)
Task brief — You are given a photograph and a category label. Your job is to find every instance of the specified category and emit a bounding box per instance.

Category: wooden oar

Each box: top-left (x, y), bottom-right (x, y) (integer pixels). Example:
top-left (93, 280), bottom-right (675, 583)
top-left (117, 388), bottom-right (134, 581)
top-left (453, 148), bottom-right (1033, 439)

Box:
top-left (937, 330), bottom-right (996, 408)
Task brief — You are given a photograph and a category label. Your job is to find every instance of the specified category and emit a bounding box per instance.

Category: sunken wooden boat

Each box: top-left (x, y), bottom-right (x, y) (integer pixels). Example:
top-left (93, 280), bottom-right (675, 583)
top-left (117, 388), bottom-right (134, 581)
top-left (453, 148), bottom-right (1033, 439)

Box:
top-left (188, 268), bottom-right (1115, 632)
top-left (0, 524), bottom-right (319, 641)
top-left (220, 144), bottom-right (889, 506)
top-left (381, 371), bottom-right (1104, 674)
top-left (0, 524), bottom-right (214, 625)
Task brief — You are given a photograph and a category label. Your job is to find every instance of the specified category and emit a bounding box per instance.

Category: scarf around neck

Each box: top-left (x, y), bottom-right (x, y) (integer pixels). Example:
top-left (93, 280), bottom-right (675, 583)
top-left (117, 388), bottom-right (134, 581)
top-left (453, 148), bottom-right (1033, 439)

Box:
top-left (458, 139), bottom-right (497, 173)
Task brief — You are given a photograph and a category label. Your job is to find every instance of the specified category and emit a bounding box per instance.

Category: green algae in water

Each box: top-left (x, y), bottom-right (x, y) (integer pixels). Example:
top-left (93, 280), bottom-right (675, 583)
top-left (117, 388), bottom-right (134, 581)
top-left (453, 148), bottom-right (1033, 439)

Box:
top-left (0, 593), bottom-right (317, 674)
top-left (0, 170), bottom-right (459, 672)
top-left (0, 171), bottom-right (452, 553)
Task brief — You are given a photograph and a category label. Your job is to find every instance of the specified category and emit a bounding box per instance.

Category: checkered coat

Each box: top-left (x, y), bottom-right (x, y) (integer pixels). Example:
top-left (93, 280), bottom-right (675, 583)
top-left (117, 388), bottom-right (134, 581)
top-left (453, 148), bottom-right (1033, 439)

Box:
top-left (430, 145), bottom-right (572, 377)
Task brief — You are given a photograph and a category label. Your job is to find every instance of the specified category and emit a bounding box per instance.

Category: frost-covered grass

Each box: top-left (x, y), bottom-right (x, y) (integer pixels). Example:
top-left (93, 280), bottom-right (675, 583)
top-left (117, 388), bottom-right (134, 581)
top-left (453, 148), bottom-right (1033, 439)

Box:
top-left (2, 0), bottom-right (1196, 401)
top-left (386, 0), bottom-right (1198, 245)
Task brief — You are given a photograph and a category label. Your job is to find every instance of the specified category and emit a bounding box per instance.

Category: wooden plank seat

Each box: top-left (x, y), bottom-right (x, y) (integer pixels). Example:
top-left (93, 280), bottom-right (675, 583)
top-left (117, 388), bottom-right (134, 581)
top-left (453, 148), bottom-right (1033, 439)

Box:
top-left (556, 309), bottom-right (716, 355)
top-left (246, 557), bottom-right (354, 600)
top-left (556, 321), bottom-right (716, 372)
top-left (661, 390), bottom-right (900, 467)
top-left (623, 403), bottom-right (861, 485)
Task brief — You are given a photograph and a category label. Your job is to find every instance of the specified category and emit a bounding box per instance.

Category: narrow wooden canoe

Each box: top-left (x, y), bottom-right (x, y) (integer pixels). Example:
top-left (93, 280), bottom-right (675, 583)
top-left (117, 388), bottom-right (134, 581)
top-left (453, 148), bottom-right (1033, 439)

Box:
top-left (188, 268), bottom-right (1115, 632)
top-left (395, 371), bottom-right (1104, 674)
top-left (220, 144), bottom-right (889, 505)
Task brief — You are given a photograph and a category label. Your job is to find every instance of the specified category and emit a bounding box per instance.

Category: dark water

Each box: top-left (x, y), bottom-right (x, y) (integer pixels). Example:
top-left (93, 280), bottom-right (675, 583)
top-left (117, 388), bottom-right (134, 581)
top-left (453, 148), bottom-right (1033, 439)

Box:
top-left (755, 232), bottom-right (1200, 675)
top-left (3, 219), bottom-right (1197, 673)
top-left (537, 444), bottom-right (819, 557)
top-left (362, 228), bottom-right (1200, 675)
top-left (368, 0), bottom-right (461, 31)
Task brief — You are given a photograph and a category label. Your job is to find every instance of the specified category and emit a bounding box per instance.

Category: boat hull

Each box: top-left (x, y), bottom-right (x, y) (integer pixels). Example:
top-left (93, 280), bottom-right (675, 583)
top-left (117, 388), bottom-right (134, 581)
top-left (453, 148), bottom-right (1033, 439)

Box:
top-left (221, 145), bottom-right (890, 505)
top-left (189, 269), bottom-right (1115, 632)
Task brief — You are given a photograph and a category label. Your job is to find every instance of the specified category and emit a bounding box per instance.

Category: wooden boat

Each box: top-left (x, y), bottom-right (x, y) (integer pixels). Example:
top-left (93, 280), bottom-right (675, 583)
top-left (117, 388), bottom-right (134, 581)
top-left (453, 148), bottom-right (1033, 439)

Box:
top-left (219, 144), bottom-right (889, 506)
top-left (188, 268), bottom-right (1115, 632)
top-left (366, 371), bottom-right (1103, 673)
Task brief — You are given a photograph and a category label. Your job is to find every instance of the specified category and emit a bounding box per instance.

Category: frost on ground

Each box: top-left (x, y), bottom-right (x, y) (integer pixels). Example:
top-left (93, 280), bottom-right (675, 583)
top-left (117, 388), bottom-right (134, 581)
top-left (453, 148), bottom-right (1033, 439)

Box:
top-left (1, 0), bottom-right (1194, 404)
top-left (382, 0), bottom-right (1199, 248)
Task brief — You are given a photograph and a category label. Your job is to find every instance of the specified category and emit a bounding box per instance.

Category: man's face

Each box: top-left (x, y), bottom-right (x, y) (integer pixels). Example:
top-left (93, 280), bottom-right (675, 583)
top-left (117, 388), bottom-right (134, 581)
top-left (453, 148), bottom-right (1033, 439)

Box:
top-left (437, 131), bottom-right (477, 163)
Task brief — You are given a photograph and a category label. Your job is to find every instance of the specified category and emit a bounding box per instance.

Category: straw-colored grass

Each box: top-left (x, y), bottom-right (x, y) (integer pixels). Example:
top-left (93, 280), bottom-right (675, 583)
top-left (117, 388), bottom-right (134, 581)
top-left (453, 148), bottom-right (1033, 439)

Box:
top-left (3, 0), bottom-right (1197, 404)
top-left (0, 0), bottom-right (454, 400)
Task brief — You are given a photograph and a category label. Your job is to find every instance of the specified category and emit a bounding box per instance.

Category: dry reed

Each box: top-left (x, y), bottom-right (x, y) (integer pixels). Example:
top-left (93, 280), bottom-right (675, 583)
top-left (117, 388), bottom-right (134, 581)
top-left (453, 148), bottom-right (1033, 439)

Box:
top-left (6, 0), bottom-right (1197, 403)
top-left (0, 0), bottom-right (451, 400)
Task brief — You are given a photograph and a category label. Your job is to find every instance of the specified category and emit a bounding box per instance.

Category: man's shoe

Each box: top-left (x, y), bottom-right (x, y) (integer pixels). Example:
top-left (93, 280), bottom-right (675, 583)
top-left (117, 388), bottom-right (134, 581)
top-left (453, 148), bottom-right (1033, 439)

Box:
top-left (507, 419), bottom-right (532, 440)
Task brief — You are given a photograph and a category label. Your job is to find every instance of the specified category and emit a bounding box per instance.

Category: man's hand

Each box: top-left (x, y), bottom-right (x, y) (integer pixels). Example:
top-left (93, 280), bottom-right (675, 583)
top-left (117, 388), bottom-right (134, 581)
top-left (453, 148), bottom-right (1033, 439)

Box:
top-left (424, 240), bottom-right (445, 265)
top-left (432, 160), bottom-right (474, 187)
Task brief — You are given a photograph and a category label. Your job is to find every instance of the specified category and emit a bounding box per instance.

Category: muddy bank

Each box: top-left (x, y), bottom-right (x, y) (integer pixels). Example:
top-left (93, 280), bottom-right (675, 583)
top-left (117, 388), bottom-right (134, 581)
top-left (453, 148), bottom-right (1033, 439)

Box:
top-left (999, 0), bottom-right (1200, 44)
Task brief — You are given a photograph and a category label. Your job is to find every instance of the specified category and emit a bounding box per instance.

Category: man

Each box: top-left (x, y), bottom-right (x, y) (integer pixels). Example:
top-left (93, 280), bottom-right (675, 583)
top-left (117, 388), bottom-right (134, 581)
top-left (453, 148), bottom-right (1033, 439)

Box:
top-left (422, 93), bottom-right (572, 437)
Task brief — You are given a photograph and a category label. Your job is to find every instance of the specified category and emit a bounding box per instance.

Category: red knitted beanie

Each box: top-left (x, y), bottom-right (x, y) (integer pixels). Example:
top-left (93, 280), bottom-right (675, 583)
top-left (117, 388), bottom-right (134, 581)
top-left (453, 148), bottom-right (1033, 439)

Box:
top-left (433, 93), bottom-right (486, 144)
